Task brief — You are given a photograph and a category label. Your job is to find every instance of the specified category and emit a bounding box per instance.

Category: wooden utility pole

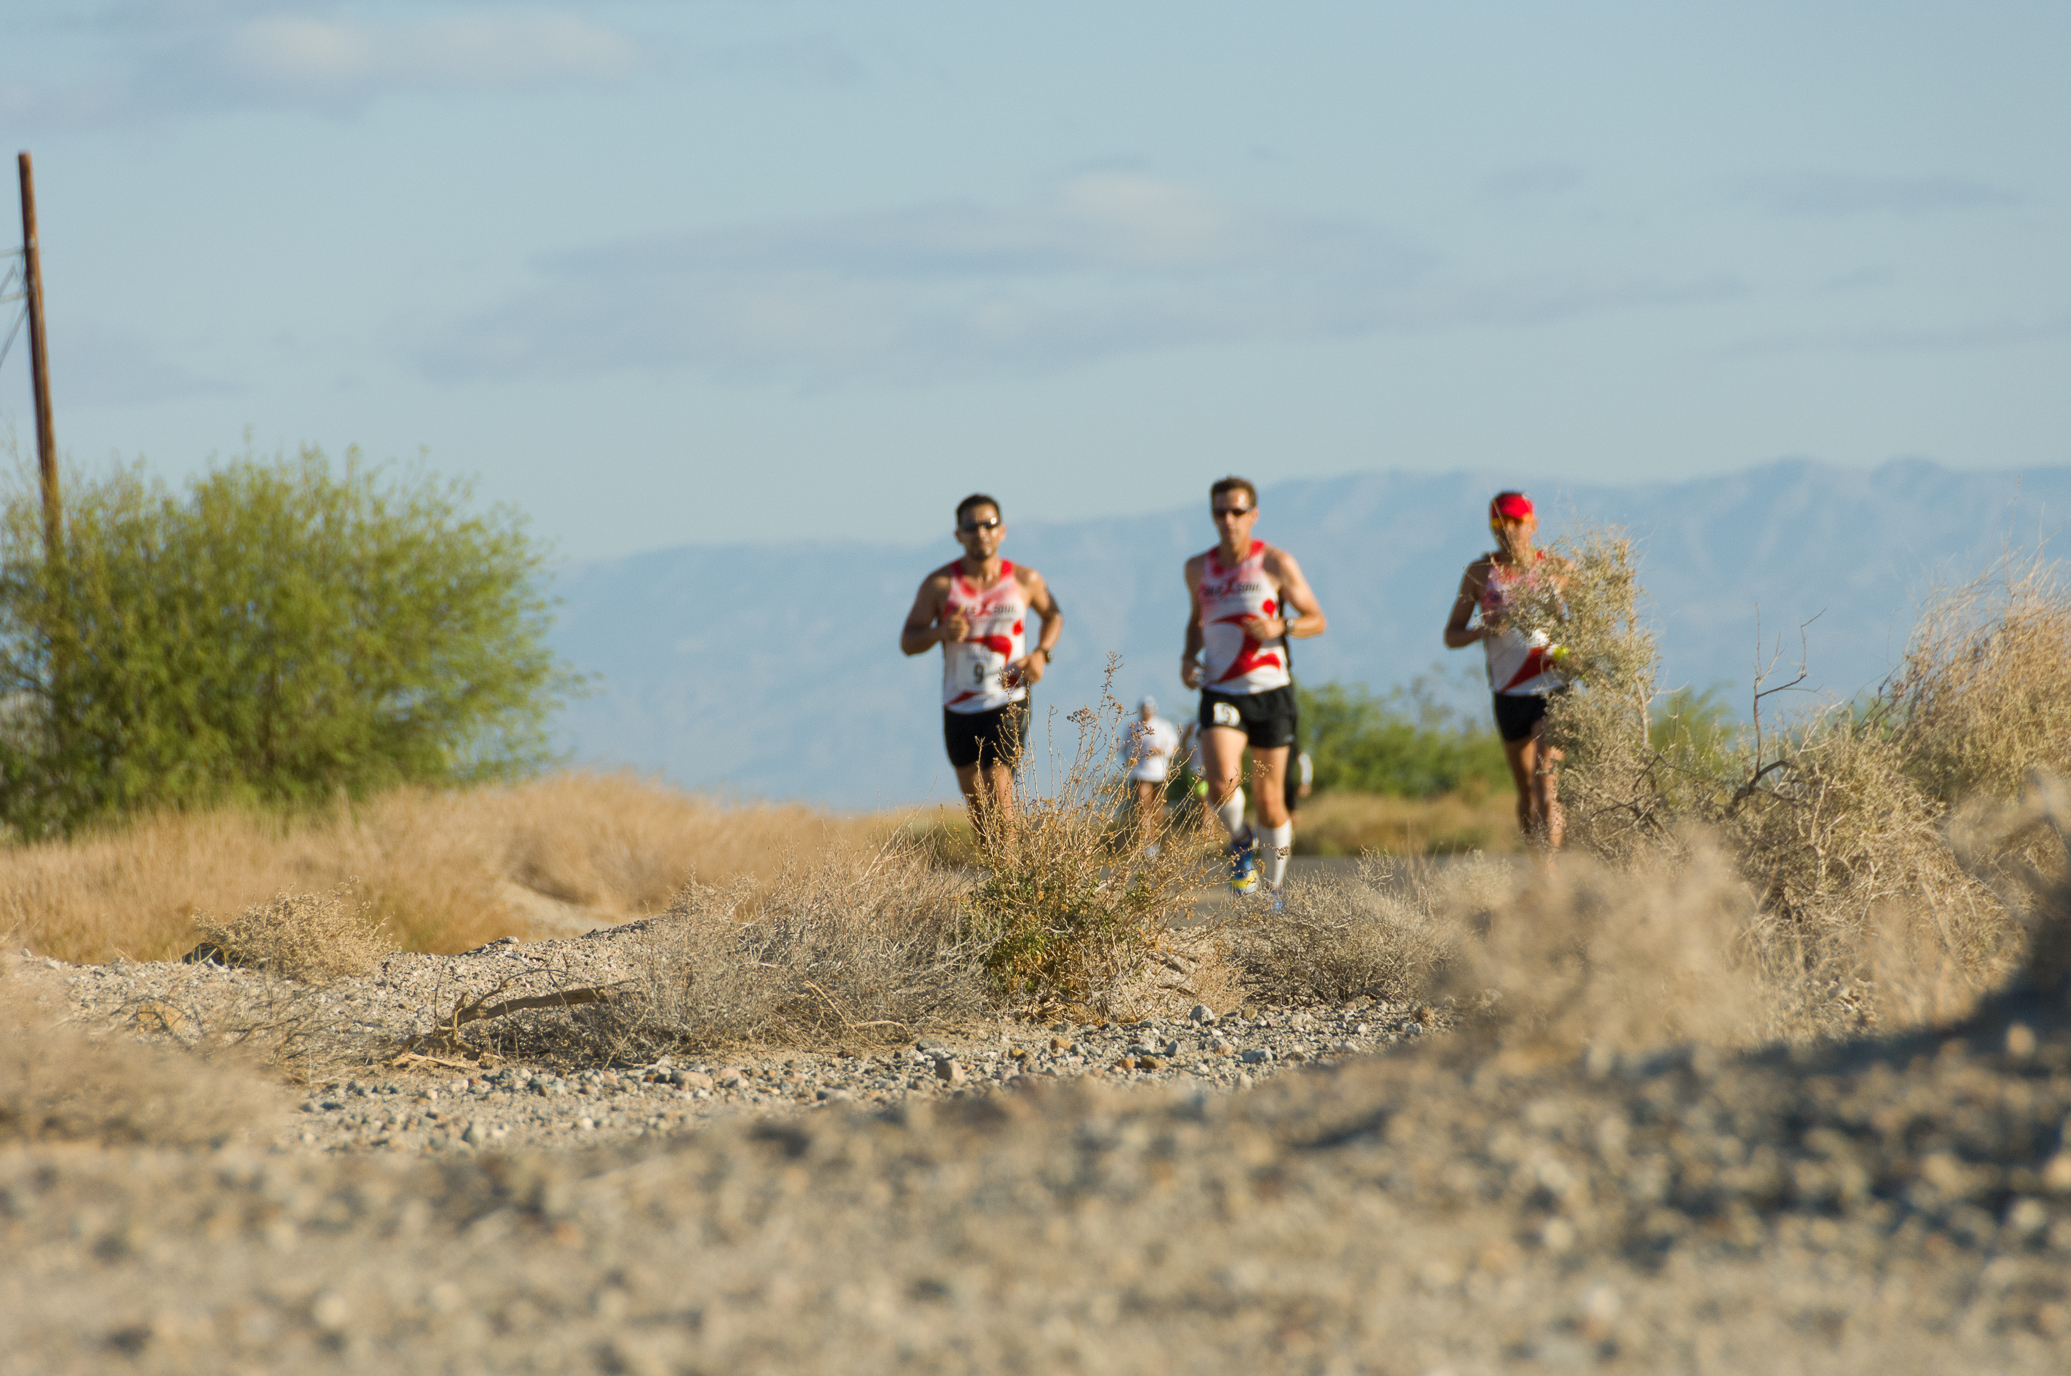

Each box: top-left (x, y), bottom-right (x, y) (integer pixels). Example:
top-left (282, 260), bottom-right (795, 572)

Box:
top-left (17, 151), bottom-right (60, 557)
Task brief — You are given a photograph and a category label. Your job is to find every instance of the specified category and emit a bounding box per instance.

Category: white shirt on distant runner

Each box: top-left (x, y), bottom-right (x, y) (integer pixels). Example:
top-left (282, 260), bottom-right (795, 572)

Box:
top-left (1126, 715), bottom-right (1180, 782)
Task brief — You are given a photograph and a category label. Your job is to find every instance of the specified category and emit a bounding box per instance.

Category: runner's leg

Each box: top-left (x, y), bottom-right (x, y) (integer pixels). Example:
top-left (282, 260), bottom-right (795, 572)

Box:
top-left (1249, 745), bottom-right (1293, 887)
top-left (1502, 737), bottom-right (1533, 837)
top-left (1134, 779), bottom-right (1163, 849)
top-left (1200, 725), bottom-right (1250, 840)
top-left (1523, 720), bottom-right (1563, 851)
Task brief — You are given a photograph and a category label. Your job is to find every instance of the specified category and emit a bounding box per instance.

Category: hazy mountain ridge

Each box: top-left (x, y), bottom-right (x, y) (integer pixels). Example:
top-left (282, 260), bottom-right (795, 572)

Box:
top-left (549, 458), bottom-right (2071, 806)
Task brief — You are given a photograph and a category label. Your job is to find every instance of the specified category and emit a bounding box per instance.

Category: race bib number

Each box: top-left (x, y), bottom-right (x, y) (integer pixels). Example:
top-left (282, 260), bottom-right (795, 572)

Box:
top-left (1211, 702), bottom-right (1242, 728)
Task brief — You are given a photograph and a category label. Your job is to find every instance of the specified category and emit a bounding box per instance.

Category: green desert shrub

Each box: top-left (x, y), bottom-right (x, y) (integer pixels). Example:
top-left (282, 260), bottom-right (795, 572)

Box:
top-left (0, 445), bottom-right (571, 836)
top-left (1298, 672), bottom-right (1509, 799)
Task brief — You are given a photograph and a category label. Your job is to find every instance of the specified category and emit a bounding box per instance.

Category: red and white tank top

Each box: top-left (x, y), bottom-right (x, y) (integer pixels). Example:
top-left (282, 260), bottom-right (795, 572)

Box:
top-left (1480, 553), bottom-right (1564, 696)
top-left (1197, 541), bottom-right (1291, 696)
top-left (942, 561), bottom-right (1029, 713)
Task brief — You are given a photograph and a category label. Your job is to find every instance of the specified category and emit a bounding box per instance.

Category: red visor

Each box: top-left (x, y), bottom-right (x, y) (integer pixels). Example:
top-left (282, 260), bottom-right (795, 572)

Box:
top-left (1489, 492), bottom-right (1534, 522)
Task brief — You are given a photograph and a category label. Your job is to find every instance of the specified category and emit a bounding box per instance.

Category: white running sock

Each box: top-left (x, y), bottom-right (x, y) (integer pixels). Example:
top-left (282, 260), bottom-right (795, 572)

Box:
top-left (1263, 823), bottom-right (1293, 888)
top-left (1215, 788), bottom-right (1248, 843)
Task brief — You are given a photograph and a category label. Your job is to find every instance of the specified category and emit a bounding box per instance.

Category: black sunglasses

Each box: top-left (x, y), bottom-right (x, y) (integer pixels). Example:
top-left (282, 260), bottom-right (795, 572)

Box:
top-left (1211, 505), bottom-right (1254, 519)
top-left (959, 518), bottom-right (1002, 533)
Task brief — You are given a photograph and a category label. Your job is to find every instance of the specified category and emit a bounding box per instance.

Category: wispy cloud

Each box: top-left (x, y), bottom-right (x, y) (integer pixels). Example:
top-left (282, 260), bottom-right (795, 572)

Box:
top-left (1716, 310), bottom-right (2071, 361)
top-left (46, 320), bottom-right (240, 407)
top-left (1477, 164), bottom-right (1586, 205)
top-left (1738, 171), bottom-right (2021, 217)
top-left (409, 172), bottom-right (1745, 387)
top-left (3, 7), bottom-right (660, 123)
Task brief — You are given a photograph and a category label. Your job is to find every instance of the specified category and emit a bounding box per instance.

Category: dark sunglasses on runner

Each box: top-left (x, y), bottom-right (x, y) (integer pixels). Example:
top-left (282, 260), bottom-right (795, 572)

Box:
top-left (958, 518), bottom-right (1002, 533)
top-left (1211, 505), bottom-right (1254, 520)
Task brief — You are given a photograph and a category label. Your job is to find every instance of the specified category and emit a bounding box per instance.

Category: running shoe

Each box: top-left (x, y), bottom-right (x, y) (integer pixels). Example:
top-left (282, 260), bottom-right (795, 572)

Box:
top-left (1228, 834), bottom-right (1260, 894)
top-left (1264, 884), bottom-right (1286, 913)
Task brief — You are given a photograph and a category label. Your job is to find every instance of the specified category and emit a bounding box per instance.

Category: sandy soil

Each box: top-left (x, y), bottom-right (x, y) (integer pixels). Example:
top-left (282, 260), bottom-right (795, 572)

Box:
top-left (6, 931), bottom-right (2071, 1373)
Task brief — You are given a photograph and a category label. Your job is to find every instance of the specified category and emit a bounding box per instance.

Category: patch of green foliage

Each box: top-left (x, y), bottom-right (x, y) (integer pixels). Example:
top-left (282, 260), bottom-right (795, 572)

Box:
top-left (1298, 671), bottom-right (1511, 798)
top-left (0, 445), bottom-right (573, 836)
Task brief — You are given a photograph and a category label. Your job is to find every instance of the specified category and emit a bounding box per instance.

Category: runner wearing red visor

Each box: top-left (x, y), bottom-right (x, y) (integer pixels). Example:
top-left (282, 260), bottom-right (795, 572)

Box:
top-left (1443, 490), bottom-right (1569, 851)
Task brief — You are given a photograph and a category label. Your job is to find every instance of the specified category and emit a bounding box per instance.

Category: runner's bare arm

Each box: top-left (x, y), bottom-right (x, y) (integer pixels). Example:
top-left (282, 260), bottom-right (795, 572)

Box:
top-left (899, 572), bottom-right (962, 656)
top-left (1247, 548), bottom-right (1326, 641)
top-left (1442, 561), bottom-right (1491, 649)
top-left (1180, 555), bottom-right (1207, 689)
top-left (1011, 568), bottom-right (1063, 686)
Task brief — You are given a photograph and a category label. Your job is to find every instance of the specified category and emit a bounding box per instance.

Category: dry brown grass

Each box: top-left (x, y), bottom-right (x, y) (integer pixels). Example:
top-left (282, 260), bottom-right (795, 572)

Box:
top-left (1, 772), bottom-right (897, 964)
top-left (1291, 788), bottom-right (1522, 857)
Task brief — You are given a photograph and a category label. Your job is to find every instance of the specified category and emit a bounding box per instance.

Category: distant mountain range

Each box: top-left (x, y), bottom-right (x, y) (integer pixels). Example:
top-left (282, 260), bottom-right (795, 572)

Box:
top-left (547, 458), bottom-right (2071, 808)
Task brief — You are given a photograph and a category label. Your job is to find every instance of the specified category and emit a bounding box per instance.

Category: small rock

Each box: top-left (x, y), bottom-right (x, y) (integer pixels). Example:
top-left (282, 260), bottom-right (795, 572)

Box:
top-left (1163, 1040), bottom-right (1181, 1057)
top-left (1412, 1004), bottom-right (1436, 1025)
top-left (1117, 1056), bottom-right (1138, 1071)
top-left (1333, 1041), bottom-right (1359, 1054)
top-left (577, 1117), bottom-right (596, 1131)
top-left (715, 1067), bottom-right (744, 1088)
top-left (1188, 1004), bottom-right (1217, 1025)
top-left (933, 1057), bottom-right (966, 1086)
top-left (2007, 1023), bottom-right (2038, 1061)
top-left (1239, 1049), bottom-right (1273, 1065)
top-left (460, 1121), bottom-right (486, 1147)
top-left (1049, 1036), bottom-right (1069, 1052)
top-left (1138, 1055), bottom-right (1163, 1071)
top-left (310, 1292), bottom-right (351, 1332)
top-left (674, 1071), bottom-right (714, 1092)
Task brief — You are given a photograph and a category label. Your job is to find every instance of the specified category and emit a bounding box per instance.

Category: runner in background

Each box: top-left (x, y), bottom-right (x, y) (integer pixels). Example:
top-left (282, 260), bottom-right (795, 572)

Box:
top-left (900, 494), bottom-right (1062, 842)
top-left (1182, 477), bottom-right (1327, 898)
top-left (1285, 748), bottom-right (1313, 818)
top-left (1123, 696), bottom-right (1179, 852)
top-left (1443, 490), bottom-right (1568, 851)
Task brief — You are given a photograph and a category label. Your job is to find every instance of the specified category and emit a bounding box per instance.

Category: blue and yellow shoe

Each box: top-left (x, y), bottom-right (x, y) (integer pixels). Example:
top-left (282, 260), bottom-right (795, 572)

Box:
top-left (1228, 834), bottom-right (1260, 894)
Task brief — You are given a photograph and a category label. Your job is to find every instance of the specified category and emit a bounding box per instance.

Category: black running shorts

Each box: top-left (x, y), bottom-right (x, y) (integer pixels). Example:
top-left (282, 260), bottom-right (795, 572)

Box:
top-left (1492, 689), bottom-right (1563, 743)
top-left (944, 699), bottom-right (1029, 770)
top-left (1198, 685), bottom-right (1297, 750)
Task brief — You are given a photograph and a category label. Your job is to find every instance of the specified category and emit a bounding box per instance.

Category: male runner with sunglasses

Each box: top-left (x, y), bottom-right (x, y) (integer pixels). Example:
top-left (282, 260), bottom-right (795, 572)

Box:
top-left (900, 494), bottom-right (1063, 839)
top-left (1182, 477), bottom-right (1327, 896)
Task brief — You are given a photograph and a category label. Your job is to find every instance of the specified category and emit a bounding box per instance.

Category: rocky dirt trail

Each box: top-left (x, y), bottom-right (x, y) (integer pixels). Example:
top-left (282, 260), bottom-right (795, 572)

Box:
top-left (10, 929), bottom-right (2071, 1373)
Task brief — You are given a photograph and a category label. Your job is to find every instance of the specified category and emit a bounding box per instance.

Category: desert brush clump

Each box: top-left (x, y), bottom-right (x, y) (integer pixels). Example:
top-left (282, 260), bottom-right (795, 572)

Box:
top-left (962, 677), bottom-right (1221, 1017)
top-left (605, 847), bottom-right (990, 1055)
top-left (1880, 558), bottom-right (2071, 805)
top-left (1493, 522), bottom-right (2070, 1037)
top-left (193, 884), bottom-right (394, 984)
top-left (1229, 854), bottom-right (1486, 1007)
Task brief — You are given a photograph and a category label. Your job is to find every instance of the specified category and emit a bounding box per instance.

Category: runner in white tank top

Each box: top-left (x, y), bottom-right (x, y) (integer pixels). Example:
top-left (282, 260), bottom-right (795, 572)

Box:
top-left (1444, 490), bottom-right (1570, 853)
top-left (1182, 477), bottom-right (1328, 901)
top-left (1196, 541), bottom-right (1294, 694)
top-left (900, 494), bottom-right (1063, 844)
top-left (1478, 553), bottom-right (1565, 696)
top-left (940, 560), bottom-right (1028, 712)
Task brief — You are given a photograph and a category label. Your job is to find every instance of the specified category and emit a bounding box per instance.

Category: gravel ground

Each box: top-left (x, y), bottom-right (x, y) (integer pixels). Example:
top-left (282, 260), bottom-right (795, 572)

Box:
top-left (12, 928), bottom-right (1444, 1156)
top-left (9, 931), bottom-right (2071, 1373)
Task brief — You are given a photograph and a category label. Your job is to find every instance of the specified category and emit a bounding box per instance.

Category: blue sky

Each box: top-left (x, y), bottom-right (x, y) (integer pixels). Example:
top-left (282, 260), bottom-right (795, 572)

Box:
top-left (3, 2), bottom-right (2066, 559)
